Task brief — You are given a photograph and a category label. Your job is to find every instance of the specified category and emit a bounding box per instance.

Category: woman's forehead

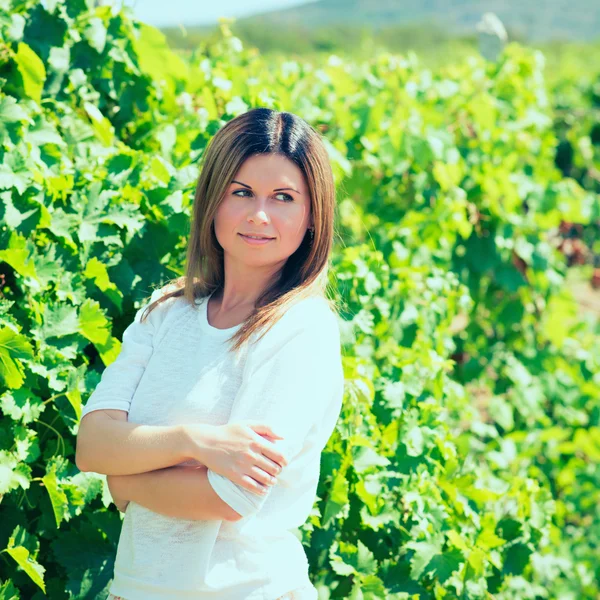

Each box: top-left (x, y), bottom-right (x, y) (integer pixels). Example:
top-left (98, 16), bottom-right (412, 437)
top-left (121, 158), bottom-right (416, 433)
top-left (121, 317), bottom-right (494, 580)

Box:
top-left (234, 155), bottom-right (307, 191)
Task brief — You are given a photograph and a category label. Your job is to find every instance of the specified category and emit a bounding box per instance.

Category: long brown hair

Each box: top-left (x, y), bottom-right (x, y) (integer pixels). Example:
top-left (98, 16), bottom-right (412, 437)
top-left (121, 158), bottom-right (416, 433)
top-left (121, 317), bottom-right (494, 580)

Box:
top-left (140, 107), bottom-right (340, 352)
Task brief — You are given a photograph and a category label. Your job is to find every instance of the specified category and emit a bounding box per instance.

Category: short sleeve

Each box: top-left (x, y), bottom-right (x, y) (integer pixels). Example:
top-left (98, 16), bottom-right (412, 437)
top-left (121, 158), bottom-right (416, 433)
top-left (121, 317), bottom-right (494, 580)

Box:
top-left (80, 286), bottom-right (176, 420)
top-left (206, 299), bottom-right (344, 519)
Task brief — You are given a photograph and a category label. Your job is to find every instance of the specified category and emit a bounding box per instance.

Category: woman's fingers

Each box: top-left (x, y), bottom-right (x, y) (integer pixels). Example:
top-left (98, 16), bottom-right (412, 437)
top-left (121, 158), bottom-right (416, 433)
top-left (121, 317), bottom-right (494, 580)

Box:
top-left (247, 424), bottom-right (289, 468)
top-left (240, 464), bottom-right (276, 488)
top-left (261, 443), bottom-right (288, 469)
top-left (238, 449), bottom-right (282, 491)
top-left (256, 454), bottom-right (284, 478)
top-left (239, 470), bottom-right (275, 494)
top-left (247, 422), bottom-right (284, 440)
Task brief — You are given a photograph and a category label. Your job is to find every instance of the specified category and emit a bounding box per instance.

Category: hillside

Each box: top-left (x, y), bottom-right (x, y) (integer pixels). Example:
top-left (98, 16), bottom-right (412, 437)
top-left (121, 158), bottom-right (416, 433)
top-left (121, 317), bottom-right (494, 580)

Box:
top-left (179, 0), bottom-right (600, 43)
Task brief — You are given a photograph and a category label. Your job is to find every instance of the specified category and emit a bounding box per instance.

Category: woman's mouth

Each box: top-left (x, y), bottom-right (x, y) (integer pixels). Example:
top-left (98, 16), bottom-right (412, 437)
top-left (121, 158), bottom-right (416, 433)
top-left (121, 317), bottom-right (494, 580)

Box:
top-left (238, 234), bottom-right (275, 245)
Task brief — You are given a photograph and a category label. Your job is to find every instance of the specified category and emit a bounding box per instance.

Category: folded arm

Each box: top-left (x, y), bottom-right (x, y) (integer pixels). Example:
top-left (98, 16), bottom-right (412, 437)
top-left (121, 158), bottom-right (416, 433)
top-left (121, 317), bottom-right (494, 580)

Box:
top-left (77, 409), bottom-right (192, 475)
top-left (107, 465), bottom-right (243, 522)
top-left (94, 410), bottom-right (240, 521)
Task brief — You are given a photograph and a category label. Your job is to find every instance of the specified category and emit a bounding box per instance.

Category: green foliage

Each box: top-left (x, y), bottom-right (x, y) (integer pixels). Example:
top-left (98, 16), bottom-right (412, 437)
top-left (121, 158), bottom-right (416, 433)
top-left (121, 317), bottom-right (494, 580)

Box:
top-left (0, 1), bottom-right (598, 598)
top-left (545, 42), bottom-right (600, 276)
top-left (162, 20), bottom-right (480, 66)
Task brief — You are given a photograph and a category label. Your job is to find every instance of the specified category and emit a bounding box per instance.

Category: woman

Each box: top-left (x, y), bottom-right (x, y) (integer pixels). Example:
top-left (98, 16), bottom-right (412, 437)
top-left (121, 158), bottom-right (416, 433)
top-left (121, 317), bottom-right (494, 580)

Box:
top-left (75, 108), bottom-right (345, 599)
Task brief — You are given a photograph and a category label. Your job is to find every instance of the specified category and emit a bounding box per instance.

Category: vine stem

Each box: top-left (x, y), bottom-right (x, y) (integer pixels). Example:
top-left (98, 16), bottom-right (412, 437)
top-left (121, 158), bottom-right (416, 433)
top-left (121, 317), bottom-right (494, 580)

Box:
top-left (34, 420), bottom-right (66, 457)
top-left (42, 392), bottom-right (67, 405)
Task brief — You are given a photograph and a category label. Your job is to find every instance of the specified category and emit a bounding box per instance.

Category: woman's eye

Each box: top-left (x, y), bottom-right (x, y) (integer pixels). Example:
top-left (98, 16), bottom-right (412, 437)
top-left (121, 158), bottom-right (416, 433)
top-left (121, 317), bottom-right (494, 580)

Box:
top-left (232, 190), bottom-right (293, 202)
top-left (276, 193), bottom-right (294, 202)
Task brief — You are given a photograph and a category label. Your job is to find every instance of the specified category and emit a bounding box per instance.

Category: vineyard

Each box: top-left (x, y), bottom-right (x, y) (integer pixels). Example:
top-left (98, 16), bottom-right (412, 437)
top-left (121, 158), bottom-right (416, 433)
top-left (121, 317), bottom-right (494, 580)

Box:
top-left (0, 1), bottom-right (599, 599)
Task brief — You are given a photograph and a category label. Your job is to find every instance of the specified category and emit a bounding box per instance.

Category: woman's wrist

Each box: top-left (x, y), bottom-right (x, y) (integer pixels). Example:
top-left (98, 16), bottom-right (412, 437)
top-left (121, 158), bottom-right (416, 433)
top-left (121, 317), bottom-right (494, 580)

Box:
top-left (179, 423), bottom-right (212, 466)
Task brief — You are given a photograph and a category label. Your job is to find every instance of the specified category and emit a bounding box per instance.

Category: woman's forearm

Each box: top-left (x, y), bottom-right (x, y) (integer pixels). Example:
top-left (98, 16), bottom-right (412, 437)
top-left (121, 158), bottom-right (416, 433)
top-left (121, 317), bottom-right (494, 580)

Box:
top-left (76, 410), bottom-right (196, 476)
top-left (108, 465), bottom-right (243, 522)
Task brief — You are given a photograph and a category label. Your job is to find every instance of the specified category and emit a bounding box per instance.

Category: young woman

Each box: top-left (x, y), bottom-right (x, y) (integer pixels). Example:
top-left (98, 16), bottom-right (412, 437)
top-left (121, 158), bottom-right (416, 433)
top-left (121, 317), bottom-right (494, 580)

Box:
top-left (75, 108), bottom-right (345, 600)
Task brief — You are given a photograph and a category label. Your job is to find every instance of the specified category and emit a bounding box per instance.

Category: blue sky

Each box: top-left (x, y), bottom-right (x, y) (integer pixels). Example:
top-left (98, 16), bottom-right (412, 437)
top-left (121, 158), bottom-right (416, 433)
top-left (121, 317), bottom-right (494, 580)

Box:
top-left (121, 0), bottom-right (318, 27)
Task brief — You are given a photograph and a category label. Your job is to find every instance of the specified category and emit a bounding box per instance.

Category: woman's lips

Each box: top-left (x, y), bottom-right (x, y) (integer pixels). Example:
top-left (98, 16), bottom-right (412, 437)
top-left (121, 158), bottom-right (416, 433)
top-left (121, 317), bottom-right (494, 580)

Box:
top-left (238, 233), bottom-right (275, 245)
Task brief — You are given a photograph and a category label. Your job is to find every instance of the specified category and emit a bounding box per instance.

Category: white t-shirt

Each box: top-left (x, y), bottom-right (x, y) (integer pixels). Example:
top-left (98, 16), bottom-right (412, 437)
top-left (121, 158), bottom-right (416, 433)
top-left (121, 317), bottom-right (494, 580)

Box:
top-left (79, 285), bottom-right (344, 600)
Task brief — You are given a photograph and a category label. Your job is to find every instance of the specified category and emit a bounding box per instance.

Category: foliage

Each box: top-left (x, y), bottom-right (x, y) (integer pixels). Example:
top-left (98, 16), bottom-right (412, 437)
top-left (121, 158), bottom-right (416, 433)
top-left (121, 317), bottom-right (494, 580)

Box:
top-left (546, 42), bottom-right (600, 281)
top-left (0, 1), bottom-right (598, 599)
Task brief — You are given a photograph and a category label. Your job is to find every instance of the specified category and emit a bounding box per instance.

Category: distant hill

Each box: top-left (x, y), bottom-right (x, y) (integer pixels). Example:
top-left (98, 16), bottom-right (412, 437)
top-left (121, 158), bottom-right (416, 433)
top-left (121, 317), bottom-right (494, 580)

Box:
top-left (226, 0), bottom-right (600, 43)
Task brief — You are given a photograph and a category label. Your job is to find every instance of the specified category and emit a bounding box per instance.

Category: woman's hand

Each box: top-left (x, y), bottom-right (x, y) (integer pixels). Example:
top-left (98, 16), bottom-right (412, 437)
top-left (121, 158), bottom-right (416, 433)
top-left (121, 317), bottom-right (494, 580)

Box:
top-left (183, 421), bottom-right (289, 495)
top-left (107, 475), bottom-right (130, 514)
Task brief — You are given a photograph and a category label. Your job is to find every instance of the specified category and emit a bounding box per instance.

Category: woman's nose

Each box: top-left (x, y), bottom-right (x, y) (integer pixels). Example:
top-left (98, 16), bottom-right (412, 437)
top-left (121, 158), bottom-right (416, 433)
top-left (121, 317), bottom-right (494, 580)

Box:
top-left (247, 197), bottom-right (270, 223)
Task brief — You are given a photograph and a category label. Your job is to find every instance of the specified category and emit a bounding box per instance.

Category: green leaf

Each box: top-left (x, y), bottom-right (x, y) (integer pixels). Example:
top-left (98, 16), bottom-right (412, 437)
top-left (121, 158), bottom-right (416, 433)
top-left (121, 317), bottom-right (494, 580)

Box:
top-left (150, 156), bottom-right (172, 184)
top-left (41, 303), bottom-right (79, 339)
top-left (0, 578), bottom-right (21, 599)
top-left (0, 96), bottom-right (30, 123)
top-left (476, 514), bottom-right (507, 551)
top-left (96, 335), bottom-right (122, 367)
top-left (352, 446), bottom-right (391, 473)
top-left (404, 425), bottom-right (424, 457)
top-left (131, 22), bottom-right (189, 85)
top-left (4, 526), bottom-right (46, 593)
top-left (83, 257), bottom-right (123, 310)
top-left (0, 232), bottom-right (37, 278)
top-left (15, 42), bottom-right (46, 104)
top-left (322, 469), bottom-right (348, 526)
top-left (330, 540), bottom-right (377, 577)
top-left (25, 115), bottom-right (65, 146)
top-left (423, 548), bottom-right (463, 583)
top-left (83, 101), bottom-right (114, 146)
top-left (0, 163), bottom-right (30, 195)
top-left (48, 45), bottom-right (70, 73)
top-left (405, 535), bottom-right (443, 579)
top-left (350, 574), bottom-right (387, 599)
top-left (0, 329), bottom-right (34, 389)
top-left (467, 547), bottom-right (486, 577)
top-left (0, 451), bottom-right (32, 494)
top-left (42, 462), bottom-right (68, 528)
top-left (0, 389), bottom-right (45, 425)
top-left (502, 543), bottom-right (532, 576)
top-left (84, 17), bottom-right (107, 53)
top-left (78, 299), bottom-right (110, 346)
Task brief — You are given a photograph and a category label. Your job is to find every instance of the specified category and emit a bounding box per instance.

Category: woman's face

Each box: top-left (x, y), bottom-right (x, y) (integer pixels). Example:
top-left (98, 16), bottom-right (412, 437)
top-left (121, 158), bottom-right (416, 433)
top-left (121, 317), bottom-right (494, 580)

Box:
top-left (213, 153), bottom-right (313, 272)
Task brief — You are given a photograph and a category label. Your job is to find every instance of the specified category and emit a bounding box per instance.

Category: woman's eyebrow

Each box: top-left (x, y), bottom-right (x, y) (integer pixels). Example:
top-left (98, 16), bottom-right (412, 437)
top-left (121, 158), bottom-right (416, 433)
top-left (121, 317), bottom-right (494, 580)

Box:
top-left (231, 180), bottom-right (300, 194)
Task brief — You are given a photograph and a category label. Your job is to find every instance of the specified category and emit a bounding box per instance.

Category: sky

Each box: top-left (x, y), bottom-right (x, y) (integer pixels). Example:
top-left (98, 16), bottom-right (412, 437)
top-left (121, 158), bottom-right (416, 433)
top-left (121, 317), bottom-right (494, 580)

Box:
top-left (121, 0), bottom-right (319, 27)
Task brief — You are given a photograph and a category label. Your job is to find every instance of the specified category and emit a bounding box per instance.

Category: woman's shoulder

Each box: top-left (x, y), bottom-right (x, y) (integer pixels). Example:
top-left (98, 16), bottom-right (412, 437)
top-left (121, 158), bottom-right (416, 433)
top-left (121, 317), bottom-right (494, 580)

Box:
top-left (138, 282), bottom-right (191, 329)
top-left (288, 295), bottom-right (339, 330)
top-left (251, 294), bottom-right (341, 353)
top-left (244, 295), bottom-right (344, 391)
top-left (146, 282), bottom-right (183, 305)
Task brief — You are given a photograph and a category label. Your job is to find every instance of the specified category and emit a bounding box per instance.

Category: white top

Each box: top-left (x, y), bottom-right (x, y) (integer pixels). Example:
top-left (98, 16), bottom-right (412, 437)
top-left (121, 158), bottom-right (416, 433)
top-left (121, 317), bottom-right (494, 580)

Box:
top-left (80, 285), bottom-right (344, 600)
